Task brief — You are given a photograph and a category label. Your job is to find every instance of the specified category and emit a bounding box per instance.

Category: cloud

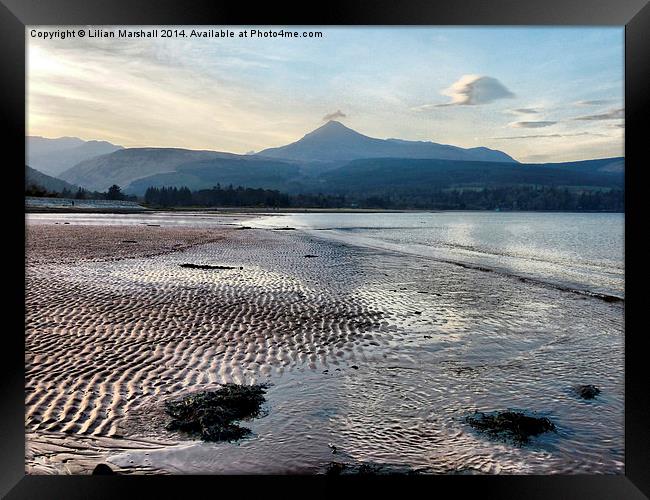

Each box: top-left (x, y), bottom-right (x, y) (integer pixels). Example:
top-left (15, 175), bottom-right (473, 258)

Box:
top-left (410, 104), bottom-right (438, 112)
top-left (573, 108), bottom-right (624, 121)
top-left (437, 75), bottom-right (515, 106)
top-left (492, 132), bottom-right (606, 140)
top-left (509, 107), bottom-right (541, 115)
top-left (574, 99), bottom-right (613, 106)
top-left (322, 110), bottom-right (347, 121)
top-left (509, 121), bottom-right (557, 128)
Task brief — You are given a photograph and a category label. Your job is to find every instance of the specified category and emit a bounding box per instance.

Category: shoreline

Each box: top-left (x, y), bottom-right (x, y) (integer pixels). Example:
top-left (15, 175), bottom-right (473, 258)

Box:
top-left (25, 206), bottom-right (624, 215)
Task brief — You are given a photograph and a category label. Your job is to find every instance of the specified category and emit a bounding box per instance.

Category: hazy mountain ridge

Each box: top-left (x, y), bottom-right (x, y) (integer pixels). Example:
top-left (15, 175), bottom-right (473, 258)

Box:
top-left (26, 165), bottom-right (79, 193)
top-left (58, 148), bottom-right (251, 192)
top-left (256, 121), bottom-right (518, 163)
top-left (43, 122), bottom-right (624, 196)
top-left (27, 136), bottom-right (123, 176)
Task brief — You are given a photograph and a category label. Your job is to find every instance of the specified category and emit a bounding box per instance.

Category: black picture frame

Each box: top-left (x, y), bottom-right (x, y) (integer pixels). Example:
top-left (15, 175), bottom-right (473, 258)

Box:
top-left (2, 0), bottom-right (648, 498)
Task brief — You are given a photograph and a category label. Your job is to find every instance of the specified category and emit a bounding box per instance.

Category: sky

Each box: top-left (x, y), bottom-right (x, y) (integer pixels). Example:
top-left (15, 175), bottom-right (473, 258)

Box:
top-left (27, 26), bottom-right (624, 163)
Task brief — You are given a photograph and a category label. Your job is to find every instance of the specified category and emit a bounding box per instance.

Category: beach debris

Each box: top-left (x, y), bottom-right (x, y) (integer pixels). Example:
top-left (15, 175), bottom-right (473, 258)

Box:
top-left (236, 226), bottom-right (252, 230)
top-left (92, 463), bottom-right (116, 475)
top-left (304, 254), bottom-right (319, 258)
top-left (414, 311), bottom-right (422, 315)
top-left (121, 240), bottom-right (137, 243)
top-left (164, 383), bottom-right (268, 442)
top-left (351, 365), bottom-right (359, 370)
top-left (272, 227), bottom-right (296, 231)
top-left (573, 384), bottom-right (601, 399)
top-left (465, 410), bottom-right (556, 444)
top-left (180, 263), bottom-right (237, 270)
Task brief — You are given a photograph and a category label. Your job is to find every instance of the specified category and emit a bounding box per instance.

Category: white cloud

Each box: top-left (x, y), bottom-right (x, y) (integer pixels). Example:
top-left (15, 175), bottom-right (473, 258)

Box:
top-left (438, 75), bottom-right (515, 106)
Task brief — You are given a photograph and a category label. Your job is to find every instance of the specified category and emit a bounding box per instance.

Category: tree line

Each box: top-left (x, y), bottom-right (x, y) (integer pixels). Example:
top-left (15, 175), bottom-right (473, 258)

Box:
top-left (25, 183), bottom-right (137, 202)
top-left (358, 185), bottom-right (624, 211)
top-left (143, 184), bottom-right (623, 212)
top-left (27, 181), bottom-right (624, 212)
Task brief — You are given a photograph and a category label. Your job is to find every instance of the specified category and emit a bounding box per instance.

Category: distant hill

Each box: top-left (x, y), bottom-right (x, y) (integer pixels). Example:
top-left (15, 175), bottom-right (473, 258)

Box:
top-left (122, 155), bottom-right (623, 196)
top-left (256, 120), bottom-right (517, 163)
top-left (58, 148), bottom-right (249, 192)
top-left (126, 157), bottom-right (302, 193)
top-left (316, 157), bottom-right (624, 196)
top-left (27, 136), bottom-right (124, 176)
top-left (26, 165), bottom-right (78, 193)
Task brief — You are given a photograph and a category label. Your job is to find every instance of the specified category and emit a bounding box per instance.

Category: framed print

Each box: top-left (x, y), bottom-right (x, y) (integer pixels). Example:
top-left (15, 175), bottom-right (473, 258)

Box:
top-left (2, 0), bottom-right (649, 498)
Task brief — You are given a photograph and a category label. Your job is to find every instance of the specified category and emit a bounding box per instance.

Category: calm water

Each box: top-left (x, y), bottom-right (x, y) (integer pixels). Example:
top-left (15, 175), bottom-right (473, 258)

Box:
top-left (251, 212), bottom-right (624, 298)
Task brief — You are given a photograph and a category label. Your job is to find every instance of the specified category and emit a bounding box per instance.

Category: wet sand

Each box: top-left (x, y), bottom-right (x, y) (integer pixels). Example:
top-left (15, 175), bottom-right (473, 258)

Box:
top-left (25, 217), bottom-right (624, 475)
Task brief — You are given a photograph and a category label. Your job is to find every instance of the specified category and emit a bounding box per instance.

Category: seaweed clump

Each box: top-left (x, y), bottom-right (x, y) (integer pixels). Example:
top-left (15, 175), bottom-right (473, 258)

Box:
top-left (164, 384), bottom-right (268, 442)
top-left (573, 384), bottom-right (601, 399)
top-left (466, 410), bottom-right (556, 444)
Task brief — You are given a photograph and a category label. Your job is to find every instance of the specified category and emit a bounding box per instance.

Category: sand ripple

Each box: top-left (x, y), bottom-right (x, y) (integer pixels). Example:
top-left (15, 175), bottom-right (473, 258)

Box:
top-left (25, 221), bottom-right (624, 474)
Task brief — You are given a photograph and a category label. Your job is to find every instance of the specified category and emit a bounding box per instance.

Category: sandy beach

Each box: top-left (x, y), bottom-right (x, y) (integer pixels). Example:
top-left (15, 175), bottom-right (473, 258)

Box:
top-left (25, 214), bottom-right (624, 475)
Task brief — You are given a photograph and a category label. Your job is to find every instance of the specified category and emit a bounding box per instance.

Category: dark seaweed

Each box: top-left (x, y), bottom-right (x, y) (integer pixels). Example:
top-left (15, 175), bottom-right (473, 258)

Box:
top-left (573, 384), bottom-right (601, 399)
top-left (465, 410), bottom-right (556, 444)
top-left (164, 384), bottom-right (268, 442)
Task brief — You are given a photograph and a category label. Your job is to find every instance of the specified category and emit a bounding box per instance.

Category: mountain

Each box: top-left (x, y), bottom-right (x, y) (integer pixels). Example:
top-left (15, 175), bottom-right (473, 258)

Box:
top-left (58, 148), bottom-right (251, 192)
top-left (316, 157), bottom-right (624, 196)
top-left (51, 122), bottom-right (622, 197)
top-left (123, 155), bottom-right (623, 196)
top-left (256, 120), bottom-right (517, 163)
top-left (26, 165), bottom-right (79, 193)
top-left (27, 136), bottom-right (123, 176)
top-left (125, 157), bottom-right (303, 194)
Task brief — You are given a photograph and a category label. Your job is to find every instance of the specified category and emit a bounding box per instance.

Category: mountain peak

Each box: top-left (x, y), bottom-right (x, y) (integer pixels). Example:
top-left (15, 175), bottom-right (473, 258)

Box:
top-left (257, 121), bottom-right (517, 163)
top-left (305, 120), bottom-right (363, 139)
top-left (320, 120), bottom-right (348, 130)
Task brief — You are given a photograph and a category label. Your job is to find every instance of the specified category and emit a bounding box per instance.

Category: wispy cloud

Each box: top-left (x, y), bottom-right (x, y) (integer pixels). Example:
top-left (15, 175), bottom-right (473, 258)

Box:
top-left (322, 110), bottom-right (347, 121)
top-left (508, 107), bottom-right (541, 115)
top-left (509, 121), bottom-right (557, 128)
top-left (573, 108), bottom-right (624, 121)
top-left (574, 99), bottom-right (613, 107)
top-left (492, 132), bottom-right (606, 140)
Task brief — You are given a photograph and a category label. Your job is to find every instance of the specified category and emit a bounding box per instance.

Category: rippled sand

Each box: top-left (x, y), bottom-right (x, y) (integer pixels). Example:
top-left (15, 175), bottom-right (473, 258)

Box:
top-left (25, 218), bottom-right (624, 475)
